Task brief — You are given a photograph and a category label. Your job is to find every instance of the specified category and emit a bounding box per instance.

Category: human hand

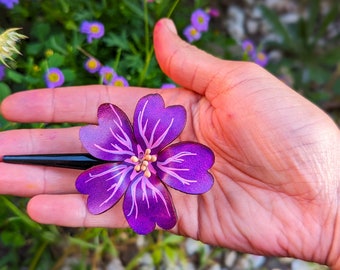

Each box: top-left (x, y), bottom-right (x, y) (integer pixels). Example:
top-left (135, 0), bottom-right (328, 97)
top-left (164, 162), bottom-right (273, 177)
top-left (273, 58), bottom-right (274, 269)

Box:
top-left (1, 18), bottom-right (339, 267)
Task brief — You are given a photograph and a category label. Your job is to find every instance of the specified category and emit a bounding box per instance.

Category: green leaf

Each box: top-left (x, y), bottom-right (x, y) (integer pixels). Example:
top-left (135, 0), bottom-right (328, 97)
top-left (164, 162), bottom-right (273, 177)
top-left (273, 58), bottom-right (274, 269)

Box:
top-left (103, 32), bottom-right (130, 50)
top-left (30, 22), bottom-right (51, 41)
top-left (6, 70), bottom-right (25, 83)
top-left (152, 248), bottom-right (162, 266)
top-left (260, 5), bottom-right (292, 47)
top-left (0, 231), bottom-right (26, 247)
top-left (0, 82), bottom-right (11, 101)
top-left (26, 43), bottom-right (45, 56)
top-left (47, 53), bottom-right (65, 67)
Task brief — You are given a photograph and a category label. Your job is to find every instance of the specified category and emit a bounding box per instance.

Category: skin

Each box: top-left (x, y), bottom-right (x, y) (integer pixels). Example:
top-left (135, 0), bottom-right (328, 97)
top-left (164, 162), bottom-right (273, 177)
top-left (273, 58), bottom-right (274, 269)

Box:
top-left (0, 19), bottom-right (339, 268)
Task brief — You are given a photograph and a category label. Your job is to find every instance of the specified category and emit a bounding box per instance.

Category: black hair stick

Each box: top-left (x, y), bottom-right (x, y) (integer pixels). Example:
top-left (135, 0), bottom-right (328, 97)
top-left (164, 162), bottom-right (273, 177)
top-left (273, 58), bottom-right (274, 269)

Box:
top-left (2, 153), bottom-right (108, 170)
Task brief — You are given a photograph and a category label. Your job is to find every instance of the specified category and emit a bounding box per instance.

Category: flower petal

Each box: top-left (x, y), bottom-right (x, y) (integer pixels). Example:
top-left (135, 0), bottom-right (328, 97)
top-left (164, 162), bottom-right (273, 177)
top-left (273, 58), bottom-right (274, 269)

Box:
top-left (76, 163), bottom-right (133, 214)
top-left (133, 94), bottom-right (186, 154)
top-left (123, 174), bottom-right (176, 234)
top-left (156, 142), bottom-right (214, 194)
top-left (80, 103), bottom-right (136, 161)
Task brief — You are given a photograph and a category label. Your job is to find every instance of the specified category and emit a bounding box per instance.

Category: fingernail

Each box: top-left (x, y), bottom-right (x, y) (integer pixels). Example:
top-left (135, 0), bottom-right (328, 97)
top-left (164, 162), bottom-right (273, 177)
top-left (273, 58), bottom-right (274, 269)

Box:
top-left (164, 19), bottom-right (177, 35)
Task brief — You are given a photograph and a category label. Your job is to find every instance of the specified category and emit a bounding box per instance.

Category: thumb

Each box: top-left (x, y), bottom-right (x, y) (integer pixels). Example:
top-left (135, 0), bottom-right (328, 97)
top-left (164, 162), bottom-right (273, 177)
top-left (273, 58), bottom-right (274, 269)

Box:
top-left (153, 18), bottom-right (250, 99)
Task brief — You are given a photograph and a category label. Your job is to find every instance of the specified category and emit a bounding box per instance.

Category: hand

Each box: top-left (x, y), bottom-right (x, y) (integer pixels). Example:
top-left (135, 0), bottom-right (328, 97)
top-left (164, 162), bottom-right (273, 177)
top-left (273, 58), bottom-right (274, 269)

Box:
top-left (1, 19), bottom-right (339, 267)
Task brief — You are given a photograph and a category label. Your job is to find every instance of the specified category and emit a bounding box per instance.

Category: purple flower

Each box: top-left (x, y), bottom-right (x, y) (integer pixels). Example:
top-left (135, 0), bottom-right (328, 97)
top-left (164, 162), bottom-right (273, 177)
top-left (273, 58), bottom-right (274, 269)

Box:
top-left (80, 21), bottom-right (105, 43)
top-left (207, 7), bottom-right (220, 17)
top-left (242, 40), bottom-right (255, 55)
top-left (191, 9), bottom-right (210, 32)
top-left (45, 67), bottom-right (64, 88)
top-left (183, 25), bottom-right (202, 43)
top-left (84, 58), bottom-right (101, 74)
top-left (0, 65), bottom-right (5, 80)
top-left (0, 0), bottom-right (18, 9)
top-left (252, 51), bottom-right (268, 67)
top-left (75, 94), bottom-right (214, 234)
top-left (161, 83), bottom-right (176, 89)
top-left (99, 66), bottom-right (116, 85)
top-left (112, 75), bottom-right (129, 87)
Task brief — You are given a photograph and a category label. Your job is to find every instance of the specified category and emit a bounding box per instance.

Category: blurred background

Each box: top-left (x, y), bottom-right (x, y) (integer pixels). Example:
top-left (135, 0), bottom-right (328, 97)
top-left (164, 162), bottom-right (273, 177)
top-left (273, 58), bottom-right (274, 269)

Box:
top-left (0, 0), bottom-right (339, 269)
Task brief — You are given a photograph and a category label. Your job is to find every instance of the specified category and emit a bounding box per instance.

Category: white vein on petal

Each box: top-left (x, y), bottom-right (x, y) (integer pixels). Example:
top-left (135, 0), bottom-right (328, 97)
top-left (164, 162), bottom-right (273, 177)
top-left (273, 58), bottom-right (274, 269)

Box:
top-left (157, 151), bottom-right (198, 185)
top-left (85, 164), bottom-right (132, 208)
top-left (127, 176), bottom-right (171, 219)
top-left (137, 99), bottom-right (174, 150)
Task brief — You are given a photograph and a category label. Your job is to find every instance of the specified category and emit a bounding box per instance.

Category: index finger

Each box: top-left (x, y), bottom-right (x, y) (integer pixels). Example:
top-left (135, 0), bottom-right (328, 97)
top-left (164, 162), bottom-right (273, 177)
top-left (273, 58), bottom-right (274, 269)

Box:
top-left (0, 85), bottom-right (154, 123)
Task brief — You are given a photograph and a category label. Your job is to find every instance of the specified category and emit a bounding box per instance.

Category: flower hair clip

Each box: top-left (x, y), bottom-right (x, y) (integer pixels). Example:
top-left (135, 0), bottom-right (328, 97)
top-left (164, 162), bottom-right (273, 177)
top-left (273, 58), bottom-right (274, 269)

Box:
top-left (3, 94), bottom-right (215, 234)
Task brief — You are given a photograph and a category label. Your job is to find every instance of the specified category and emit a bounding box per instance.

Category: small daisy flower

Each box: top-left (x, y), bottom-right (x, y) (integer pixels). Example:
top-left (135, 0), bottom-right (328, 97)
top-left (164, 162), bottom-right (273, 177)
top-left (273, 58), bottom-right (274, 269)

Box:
top-left (0, 65), bottom-right (5, 80)
top-left (99, 66), bottom-right (116, 85)
top-left (242, 40), bottom-right (256, 56)
top-left (183, 25), bottom-right (202, 43)
top-left (45, 67), bottom-right (65, 88)
top-left (84, 57), bottom-right (101, 74)
top-left (0, 0), bottom-right (18, 9)
top-left (0, 28), bottom-right (27, 67)
top-left (191, 9), bottom-right (210, 32)
top-left (252, 51), bottom-right (268, 67)
top-left (80, 21), bottom-right (105, 43)
top-left (112, 75), bottom-right (129, 87)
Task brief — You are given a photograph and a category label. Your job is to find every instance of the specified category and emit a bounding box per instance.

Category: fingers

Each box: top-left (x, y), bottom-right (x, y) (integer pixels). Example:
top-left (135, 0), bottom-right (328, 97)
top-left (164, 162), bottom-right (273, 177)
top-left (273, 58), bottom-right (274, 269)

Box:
top-left (0, 85), bottom-right (154, 123)
top-left (0, 163), bottom-right (79, 196)
top-left (0, 127), bottom-right (82, 155)
top-left (0, 127), bottom-right (82, 196)
top-left (27, 194), bottom-right (128, 228)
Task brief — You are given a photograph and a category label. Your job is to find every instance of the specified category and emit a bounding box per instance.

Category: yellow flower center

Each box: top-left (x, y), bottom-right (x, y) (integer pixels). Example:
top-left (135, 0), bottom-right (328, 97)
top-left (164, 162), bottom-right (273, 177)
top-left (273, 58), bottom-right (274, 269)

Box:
top-left (190, 28), bottom-right (198, 36)
top-left (90, 25), bottom-right (99, 34)
top-left (48, 72), bottom-right (60, 83)
top-left (257, 52), bottom-right (266, 60)
top-left (104, 72), bottom-right (113, 82)
top-left (130, 149), bottom-right (157, 178)
top-left (87, 59), bottom-right (98, 69)
top-left (198, 16), bottom-right (204, 24)
top-left (114, 79), bottom-right (124, 86)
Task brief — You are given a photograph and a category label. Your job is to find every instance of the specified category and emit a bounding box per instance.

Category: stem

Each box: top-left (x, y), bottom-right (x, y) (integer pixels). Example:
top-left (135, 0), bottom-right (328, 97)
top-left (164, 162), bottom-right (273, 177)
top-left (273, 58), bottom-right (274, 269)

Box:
top-left (137, 0), bottom-right (180, 86)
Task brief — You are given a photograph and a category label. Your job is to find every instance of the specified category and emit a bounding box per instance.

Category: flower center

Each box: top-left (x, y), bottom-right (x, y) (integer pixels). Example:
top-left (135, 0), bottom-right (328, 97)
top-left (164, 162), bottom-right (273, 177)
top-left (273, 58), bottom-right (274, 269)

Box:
top-left (48, 72), bottom-right (60, 83)
top-left (130, 148), bottom-right (157, 178)
top-left (190, 28), bottom-right (198, 36)
top-left (114, 79), bottom-right (124, 86)
top-left (90, 25), bottom-right (99, 34)
top-left (87, 59), bottom-right (98, 70)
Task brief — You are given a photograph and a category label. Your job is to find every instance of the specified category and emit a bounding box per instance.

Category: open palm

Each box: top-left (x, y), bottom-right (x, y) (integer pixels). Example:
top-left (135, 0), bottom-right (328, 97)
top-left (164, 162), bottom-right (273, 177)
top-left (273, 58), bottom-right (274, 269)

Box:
top-left (0, 19), bottom-right (339, 267)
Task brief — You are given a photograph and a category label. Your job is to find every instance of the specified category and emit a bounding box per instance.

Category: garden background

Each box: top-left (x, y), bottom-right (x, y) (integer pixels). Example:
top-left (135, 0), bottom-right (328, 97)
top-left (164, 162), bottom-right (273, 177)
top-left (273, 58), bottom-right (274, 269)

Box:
top-left (0, 0), bottom-right (339, 269)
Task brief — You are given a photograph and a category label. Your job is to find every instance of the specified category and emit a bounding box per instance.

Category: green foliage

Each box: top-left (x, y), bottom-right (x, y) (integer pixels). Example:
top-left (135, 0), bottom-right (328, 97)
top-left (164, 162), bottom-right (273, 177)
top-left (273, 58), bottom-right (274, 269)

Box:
top-left (260, 0), bottom-right (340, 106)
top-left (0, 0), bottom-right (339, 269)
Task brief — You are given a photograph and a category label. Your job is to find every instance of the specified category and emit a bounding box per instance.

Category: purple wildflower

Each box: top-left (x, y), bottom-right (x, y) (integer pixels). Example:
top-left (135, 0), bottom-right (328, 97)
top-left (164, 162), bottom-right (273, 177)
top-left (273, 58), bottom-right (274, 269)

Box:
top-left (99, 66), bottom-right (116, 85)
top-left (84, 58), bottom-right (101, 74)
top-left (45, 67), bottom-right (64, 88)
top-left (207, 7), bottom-right (220, 17)
top-left (0, 65), bottom-right (5, 80)
top-left (183, 25), bottom-right (202, 43)
top-left (161, 83), bottom-right (176, 89)
top-left (0, 0), bottom-right (18, 9)
top-left (75, 94), bottom-right (214, 234)
top-left (80, 21), bottom-right (105, 43)
top-left (112, 75), bottom-right (129, 87)
top-left (252, 51), bottom-right (268, 67)
top-left (191, 9), bottom-right (210, 32)
top-left (242, 40), bottom-right (256, 55)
